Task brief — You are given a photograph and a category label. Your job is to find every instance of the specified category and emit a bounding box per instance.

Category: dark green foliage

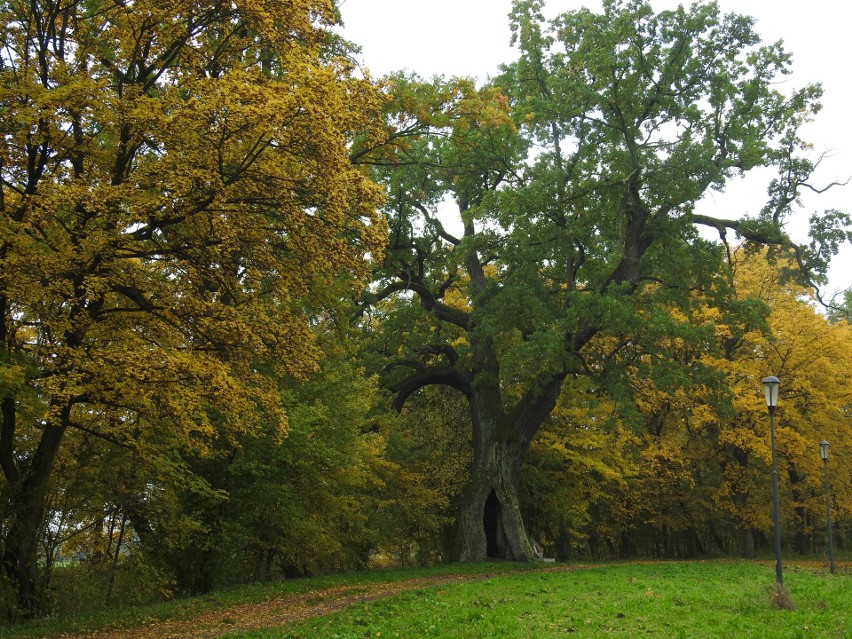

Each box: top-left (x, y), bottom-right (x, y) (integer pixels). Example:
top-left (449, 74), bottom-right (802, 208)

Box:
top-left (363, 0), bottom-right (842, 563)
top-left (134, 350), bottom-right (386, 592)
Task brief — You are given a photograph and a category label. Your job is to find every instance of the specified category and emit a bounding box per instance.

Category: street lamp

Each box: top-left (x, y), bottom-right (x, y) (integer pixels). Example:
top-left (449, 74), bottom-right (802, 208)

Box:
top-left (762, 376), bottom-right (783, 589)
top-left (819, 440), bottom-right (836, 574)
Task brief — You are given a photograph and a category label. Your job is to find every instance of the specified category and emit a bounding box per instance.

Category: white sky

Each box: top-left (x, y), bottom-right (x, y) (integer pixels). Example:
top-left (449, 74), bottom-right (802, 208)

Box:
top-left (337, 0), bottom-right (852, 299)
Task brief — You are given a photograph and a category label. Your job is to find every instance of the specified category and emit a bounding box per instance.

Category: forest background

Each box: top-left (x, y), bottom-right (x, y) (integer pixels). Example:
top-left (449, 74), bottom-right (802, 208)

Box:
top-left (1, 0), bottom-right (850, 625)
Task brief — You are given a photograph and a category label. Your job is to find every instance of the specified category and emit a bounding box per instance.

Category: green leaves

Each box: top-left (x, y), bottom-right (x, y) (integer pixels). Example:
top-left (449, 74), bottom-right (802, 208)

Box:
top-left (360, 0), bottom-right (846, 563)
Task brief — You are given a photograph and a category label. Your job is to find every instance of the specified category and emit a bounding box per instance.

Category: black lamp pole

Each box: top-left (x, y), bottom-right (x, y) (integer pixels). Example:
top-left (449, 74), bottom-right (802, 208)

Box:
top-left (762, 376), bottom-right (783, 589)
top-left (819, 440), bottom-right (836, 574)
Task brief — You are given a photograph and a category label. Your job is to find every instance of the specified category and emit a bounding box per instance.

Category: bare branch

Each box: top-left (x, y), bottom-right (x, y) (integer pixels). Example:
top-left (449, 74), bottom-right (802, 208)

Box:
top-left (388, 365), bottom-right (472, 412)
top-left (413, 343), bottom-right (460, 365)
top-left (413, 202), bottom-right (461, 245)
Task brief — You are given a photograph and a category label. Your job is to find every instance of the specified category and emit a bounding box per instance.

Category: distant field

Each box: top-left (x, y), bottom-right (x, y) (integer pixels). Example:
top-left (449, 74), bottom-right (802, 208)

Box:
top-left (6, 561), bottom-right (850, 639)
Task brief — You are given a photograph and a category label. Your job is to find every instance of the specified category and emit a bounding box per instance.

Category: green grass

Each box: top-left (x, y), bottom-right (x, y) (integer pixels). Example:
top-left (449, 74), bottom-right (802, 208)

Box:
top-left (1, 561), bottom-right (543, 638)
top-left (227, 562), bottom-right (850, 639)
top-left (4, 561), bottom-right (849, 638)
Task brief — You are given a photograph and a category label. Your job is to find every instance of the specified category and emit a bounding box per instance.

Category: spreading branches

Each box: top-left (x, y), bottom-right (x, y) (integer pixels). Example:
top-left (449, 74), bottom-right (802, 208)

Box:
top-left (387, 365), bottom-right (472, 412)
top-left (368, 278), bottom-right (471, 330)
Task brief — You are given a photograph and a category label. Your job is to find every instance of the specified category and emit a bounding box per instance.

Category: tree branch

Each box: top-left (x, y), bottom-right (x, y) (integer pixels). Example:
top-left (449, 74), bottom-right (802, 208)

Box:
top-left (691, 214), bottom-right (782, 244)
top-left (413, 202), bottom-right (461, 245)
top-left (413, 343), bottom-right (460, 365)
top-left (388, 365), bottom-right (472, 412)
top-left (110, 285), bottom-right (158, 312)
top-left (369, 279), bottom-right (471, 329)
top-left (383, 359), bottom-right (426, 375)
top-left (692, 213), bottom-right (844, 307)
top-left (510, 372), bottom-right (568, 457)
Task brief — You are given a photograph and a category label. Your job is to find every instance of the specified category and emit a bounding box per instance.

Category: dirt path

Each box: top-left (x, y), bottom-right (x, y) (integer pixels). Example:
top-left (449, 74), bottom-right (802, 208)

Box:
top-left (58, 568), bottom-right (578, 639)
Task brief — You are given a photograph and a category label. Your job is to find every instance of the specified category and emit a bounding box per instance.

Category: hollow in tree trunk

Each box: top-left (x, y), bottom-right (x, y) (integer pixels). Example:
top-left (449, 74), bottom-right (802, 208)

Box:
top-left (454, 444), bottom-right (533, 561)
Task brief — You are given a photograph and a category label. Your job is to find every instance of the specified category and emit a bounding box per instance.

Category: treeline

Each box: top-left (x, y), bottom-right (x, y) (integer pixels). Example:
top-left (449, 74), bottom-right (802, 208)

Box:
top-left (520, 252), bottom-right (852, 561)
top-left (2, 0), bottom-right (851, 624)
top-left (6, 256), bottom-right (850, 620)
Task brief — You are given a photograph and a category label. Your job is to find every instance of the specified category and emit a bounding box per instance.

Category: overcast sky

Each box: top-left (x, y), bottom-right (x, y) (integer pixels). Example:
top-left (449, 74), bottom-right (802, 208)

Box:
top-left (337, 0), bottom-right (851, 298)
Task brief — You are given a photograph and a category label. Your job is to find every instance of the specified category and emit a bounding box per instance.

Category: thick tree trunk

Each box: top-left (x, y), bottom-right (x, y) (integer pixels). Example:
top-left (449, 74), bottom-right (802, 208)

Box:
top-left (446, 351), bottom-right (565, 563)
top-left (454, 438), bottom-right (533, 562)
top-left (1, 421), bottom-right (66, 621)
top-left (452, 379), bottom-right (540, 562)
top-left (2, 500), bottom-right (43, 620)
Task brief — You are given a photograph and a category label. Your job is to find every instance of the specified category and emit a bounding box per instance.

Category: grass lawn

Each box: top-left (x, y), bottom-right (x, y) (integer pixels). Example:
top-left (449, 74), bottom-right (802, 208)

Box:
top-left (4, 560), bottom-right (849, 638)
top-left (229, 562), bottom-right (850, 639)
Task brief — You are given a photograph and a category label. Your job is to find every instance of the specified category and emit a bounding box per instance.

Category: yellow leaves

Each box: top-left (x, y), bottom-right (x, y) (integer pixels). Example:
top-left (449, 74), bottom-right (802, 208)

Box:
top-left (443, 286), bottom-right (473, 312)
top-left (0, 363), bottom-right (27, 395)
top-left (632, 380), bottom-right (717, 436)
top-left (726, 247), bottom-right (851, 430)
top-left (234, 0), bottom-right (335, 50)
top-left (640, 438), bottom-right (694, 486)
top-left (0, 0), bottom-right (387, 479)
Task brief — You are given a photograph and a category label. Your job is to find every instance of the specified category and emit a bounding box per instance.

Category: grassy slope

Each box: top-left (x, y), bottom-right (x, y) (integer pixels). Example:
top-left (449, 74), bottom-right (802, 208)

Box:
top-left (231, 562), bottom-right (850, 639)
top-left (5, 561), bottom-right (850, 639)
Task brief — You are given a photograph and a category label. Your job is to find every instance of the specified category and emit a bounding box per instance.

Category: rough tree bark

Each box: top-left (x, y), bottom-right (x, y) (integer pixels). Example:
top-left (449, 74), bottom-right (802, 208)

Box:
top-left (1, 415), bottom-right (67, 620)
top-left (455, 386), bottom-right (532, 561)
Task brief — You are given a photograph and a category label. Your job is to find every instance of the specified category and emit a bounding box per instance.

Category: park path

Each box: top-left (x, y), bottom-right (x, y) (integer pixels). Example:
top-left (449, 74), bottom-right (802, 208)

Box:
top-left (56, 566), bottom-right (582, 639)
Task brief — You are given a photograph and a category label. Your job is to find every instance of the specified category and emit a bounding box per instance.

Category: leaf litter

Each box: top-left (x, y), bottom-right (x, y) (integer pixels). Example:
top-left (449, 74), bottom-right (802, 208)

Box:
top-left (54, 568), bottom-right (585, 639)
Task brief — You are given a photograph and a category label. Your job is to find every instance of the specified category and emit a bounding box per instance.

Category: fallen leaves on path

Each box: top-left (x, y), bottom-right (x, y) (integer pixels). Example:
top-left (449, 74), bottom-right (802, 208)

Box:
top-left (60, 561), bottom-right (843, 639)
top-left (56, 568), bottom-right (582, 639)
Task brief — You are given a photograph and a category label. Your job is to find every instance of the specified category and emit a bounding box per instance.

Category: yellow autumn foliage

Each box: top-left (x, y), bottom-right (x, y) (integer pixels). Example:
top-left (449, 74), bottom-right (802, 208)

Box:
top-left (0, 0), bottom-right (386, 502)
top-left (622, 247), bottom-right (852, 545)
top-left (722, 249), bottom-right (852, 524)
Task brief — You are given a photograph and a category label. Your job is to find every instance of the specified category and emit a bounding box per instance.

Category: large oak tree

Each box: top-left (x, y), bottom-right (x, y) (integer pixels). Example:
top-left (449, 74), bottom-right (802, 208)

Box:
top-left (366, 0), bottom-right (848, 562)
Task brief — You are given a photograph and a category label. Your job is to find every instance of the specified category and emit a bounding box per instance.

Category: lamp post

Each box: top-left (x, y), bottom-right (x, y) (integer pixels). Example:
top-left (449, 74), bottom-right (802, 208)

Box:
top-left (819, 440), bottom-right (836, 574)
top-left (762, 376), bottom-right (783, 589)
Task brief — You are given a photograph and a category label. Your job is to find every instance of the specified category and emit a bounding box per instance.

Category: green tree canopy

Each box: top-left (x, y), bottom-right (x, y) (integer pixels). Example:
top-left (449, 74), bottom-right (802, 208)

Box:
top-left (364, 0), bottom-right (848, 562)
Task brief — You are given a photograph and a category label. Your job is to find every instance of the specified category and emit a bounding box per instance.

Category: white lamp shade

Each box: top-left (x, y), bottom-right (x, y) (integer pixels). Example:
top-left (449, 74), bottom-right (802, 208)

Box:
top-left (820, 440), bottom-right (829, 460)
top-left (762, 376), bottom-right (780, 407)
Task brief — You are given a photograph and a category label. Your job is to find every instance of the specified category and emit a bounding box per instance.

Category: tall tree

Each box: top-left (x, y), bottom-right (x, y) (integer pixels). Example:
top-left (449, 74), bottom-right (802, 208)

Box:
top-left (573, 247), bottom-right (852, 558)
top-left (366, 0), bottom-right (847, 561)
top-left (0, 0), bottom-right (385, 618)
top-left (713, 250), bottom-right (852, 556)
